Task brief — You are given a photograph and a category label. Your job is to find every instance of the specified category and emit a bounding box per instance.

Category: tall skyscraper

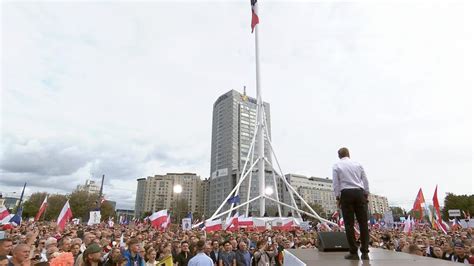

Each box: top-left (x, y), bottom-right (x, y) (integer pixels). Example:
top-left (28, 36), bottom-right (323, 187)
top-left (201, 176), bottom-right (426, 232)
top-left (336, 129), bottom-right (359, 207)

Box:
top-left (135, 178), bottom-right (147, 218)
top-left (209, 89), bottom-right (278, 216)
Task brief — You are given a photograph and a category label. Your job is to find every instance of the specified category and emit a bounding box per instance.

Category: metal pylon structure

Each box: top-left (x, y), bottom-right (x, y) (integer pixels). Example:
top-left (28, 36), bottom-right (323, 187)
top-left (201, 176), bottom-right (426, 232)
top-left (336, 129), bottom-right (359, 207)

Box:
top-left (207, 1), bottom-right (336, 227)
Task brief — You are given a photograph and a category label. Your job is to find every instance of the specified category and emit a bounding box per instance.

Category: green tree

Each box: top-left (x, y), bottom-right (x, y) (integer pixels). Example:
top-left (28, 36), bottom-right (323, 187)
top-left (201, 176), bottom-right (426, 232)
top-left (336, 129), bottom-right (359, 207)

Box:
top-left (44, 194), bottom-right (68, 221)
top-left (171, 198), bottom-right (189, 223)
top-left (22, 192), bottom-right (48, 219)
top-left (408, 209), bottom-right (423, 220)
top-left (69, 190), bottom-right (98, 221)
top-left (142, 211), bottom-right (152, 219)
top-left (302, 202), bottom-right (327, 220)
top-left (442, 193), bottom-right (474, 220)
top-left (101, 201), bottom-right (116, 221)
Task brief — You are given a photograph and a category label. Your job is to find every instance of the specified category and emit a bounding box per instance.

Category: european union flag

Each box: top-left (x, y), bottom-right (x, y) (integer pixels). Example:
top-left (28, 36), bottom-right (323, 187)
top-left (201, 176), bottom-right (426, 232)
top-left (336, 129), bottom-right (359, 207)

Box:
top-left (227, 195), bottom-right (240, 205)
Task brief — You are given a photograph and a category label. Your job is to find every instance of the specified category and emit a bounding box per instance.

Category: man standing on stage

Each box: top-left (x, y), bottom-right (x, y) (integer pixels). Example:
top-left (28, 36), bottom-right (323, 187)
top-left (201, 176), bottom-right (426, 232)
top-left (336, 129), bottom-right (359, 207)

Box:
top-left (332, 147), bottom-right (370, 260)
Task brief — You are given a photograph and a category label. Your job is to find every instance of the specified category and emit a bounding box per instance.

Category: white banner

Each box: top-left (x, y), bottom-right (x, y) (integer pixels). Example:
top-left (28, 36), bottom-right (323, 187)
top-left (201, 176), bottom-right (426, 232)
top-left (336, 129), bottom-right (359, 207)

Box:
top-left (88, 211), bottom-right (101, 225)
top-left (448, 209), bottom-right (461, 217)
top-left (182, 218), bottom-right (192, 231)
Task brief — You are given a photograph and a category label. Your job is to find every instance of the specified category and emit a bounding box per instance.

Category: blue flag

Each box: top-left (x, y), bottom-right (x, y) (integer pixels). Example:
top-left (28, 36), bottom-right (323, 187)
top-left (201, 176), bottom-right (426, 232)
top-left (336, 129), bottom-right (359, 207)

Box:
top-left (186, 212), bottom-right (193, 222)
top-left (227, 195), bottom-right (240, 205)
top-left (10, 207), bottom-right (23, 226)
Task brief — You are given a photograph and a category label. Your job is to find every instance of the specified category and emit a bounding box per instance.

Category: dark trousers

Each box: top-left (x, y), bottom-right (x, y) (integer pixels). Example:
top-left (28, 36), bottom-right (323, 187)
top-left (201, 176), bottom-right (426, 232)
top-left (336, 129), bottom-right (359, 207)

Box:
top-left (340, 188), bottom-right (369, 254)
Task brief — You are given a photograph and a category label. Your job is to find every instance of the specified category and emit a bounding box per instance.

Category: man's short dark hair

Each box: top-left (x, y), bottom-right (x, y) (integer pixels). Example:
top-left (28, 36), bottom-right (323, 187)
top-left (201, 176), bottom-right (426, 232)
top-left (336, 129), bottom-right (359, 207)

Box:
top-left (128, 238), bottom-right (140, 246)
top-left (223, 240), bottom-right (231, 246)
top-left (196, 240), bottom-right (205, 251)
top-left (338, 147), bottom-right (350, 159)
top-left (0, 238), bottom-right (12, 244)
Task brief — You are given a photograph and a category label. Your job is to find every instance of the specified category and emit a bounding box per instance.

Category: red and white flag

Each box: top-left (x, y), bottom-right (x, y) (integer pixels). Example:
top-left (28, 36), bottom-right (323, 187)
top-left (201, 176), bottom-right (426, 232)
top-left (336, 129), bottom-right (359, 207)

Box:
top-left (150, 210), bottom-right (167, 228)
top-left (57, 200), bottom-right (73, 231)
top-left (0, 206), bottom-right (14, 229)
top-left (250, 0), bottom-right (259, 33)
top-left (161, 215), bottom-right (171, 230)
top-left (238, 216), bottom-right (254, 227)
top-left (205, 219), bottom-right (222, 232)
top-left (280, 219), bottom-right (294, 231)
top-left (0, 206), bottom-right (9, 222)
top-left (225, 212), bottom-right (239, 231)
top-left (338, 217), bottom-right (345, 228)
top-left (412, 188), bottom-right (426, 219)
top-left (432, 185), bottom-right (448, 232)
top-left (35, 196), bottom-right (48, 221)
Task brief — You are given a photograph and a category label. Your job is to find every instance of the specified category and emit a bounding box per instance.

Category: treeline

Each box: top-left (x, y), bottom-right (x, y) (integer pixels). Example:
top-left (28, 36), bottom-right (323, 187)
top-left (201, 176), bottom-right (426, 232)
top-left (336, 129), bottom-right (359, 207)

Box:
top-left (21, 190), bottom-right (115, 222)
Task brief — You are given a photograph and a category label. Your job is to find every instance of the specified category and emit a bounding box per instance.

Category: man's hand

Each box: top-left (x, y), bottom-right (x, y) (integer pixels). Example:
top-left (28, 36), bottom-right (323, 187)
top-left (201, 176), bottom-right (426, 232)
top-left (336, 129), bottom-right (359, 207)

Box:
top-left (336, 199), bottom-right (341, 209)
top-left (364, 193), bottom-right (369, 203)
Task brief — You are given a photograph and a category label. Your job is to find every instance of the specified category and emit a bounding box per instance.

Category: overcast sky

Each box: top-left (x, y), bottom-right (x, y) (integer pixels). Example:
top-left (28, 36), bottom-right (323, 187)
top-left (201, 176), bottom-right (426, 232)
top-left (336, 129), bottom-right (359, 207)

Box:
top-left (1, 0), bottom-right (472, 211)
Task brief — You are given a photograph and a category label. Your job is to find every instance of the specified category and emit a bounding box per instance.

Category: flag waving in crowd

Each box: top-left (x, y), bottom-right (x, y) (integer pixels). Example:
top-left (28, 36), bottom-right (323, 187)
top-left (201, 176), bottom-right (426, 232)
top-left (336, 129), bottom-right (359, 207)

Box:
top-left (57, 200), bottom-right (73, 231)
top-left (34, 195), bottom-right (48, 221)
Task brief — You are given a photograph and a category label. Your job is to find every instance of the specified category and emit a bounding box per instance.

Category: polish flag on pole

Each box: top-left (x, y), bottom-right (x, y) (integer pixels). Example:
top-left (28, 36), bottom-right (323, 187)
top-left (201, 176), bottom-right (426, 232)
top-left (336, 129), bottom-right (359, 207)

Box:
top-left (57, 200), bottom-right (73, 231)
top-left (250, 0), bottom-right (259, 33)
top-left (225, 213), bottom-right (239, 231)
top-left (412, 188), bottom-right (426, 219)
top-left (150, 210), bottom-right (167, 228)
top-left (432, 185), bottom-right (448, 231)
top-left (205, 219), bottom-right (222, 232)
top-left (35, 196), bottom-right (48, 221)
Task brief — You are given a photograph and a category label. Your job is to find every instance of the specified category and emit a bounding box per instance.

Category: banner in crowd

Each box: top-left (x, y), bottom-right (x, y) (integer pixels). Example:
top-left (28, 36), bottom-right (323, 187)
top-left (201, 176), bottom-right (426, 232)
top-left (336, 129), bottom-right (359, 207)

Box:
top-left (383, 210), bottom-right (394, 227)
top-left (88, 211), bottom-right (101, 225)
top-left (182, 218), bottom-right (192, 231)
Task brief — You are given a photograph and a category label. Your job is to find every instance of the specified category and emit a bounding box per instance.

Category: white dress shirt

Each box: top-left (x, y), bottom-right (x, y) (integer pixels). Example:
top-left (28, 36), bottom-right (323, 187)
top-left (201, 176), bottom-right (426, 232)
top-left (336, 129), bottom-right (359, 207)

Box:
top-left (187, 252), bottom-right (214, 266)
top-left (332, 157), bottom-right (369, 198)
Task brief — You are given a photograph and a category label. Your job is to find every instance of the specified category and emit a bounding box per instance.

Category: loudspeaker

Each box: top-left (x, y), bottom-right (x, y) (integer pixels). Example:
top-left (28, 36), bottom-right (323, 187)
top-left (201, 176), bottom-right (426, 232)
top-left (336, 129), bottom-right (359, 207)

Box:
top-left (317, 232), bottom-right (350, 252)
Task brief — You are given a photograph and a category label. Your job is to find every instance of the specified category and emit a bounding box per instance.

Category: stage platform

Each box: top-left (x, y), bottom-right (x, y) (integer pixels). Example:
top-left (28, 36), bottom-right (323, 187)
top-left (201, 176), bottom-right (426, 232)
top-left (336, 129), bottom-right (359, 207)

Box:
top-left (285, 248), bottom-right (456, 266)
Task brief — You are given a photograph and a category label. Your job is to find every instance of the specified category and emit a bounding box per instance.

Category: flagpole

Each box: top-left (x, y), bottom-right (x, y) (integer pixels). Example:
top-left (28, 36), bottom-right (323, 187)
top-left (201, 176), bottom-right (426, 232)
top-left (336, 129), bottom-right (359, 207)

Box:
top-left (18, 182), bottom-right (26, 208)
top-left (42, 196), bottom-right (49, 221)
top-left (253, 0), bottom-right (265, 218)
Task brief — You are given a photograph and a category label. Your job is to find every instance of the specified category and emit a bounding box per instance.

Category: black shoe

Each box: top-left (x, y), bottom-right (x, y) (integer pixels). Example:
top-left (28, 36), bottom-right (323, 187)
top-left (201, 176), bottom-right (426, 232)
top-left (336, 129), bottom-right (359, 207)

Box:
top-left (344, 253), bottom-right (360, 260)
top-left (361, 253), bottom-right (369, 260)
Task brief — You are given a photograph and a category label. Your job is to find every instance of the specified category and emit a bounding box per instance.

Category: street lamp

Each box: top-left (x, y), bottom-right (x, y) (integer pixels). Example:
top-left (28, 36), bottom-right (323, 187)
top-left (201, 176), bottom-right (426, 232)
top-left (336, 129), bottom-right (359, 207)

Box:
top-left (173, 184), bottom-right (183, 224)
top-left (173, 184), bottom-right (183, 194)
top-left (265, 187), bottom-right (273, 196)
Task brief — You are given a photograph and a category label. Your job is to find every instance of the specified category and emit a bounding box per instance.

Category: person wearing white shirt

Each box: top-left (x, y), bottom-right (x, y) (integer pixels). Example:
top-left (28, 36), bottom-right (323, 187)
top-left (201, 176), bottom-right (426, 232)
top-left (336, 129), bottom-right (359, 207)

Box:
top-left (188, 240), bottom-right (213, 266)
top-left (332, 147), bottom-right (370, 261)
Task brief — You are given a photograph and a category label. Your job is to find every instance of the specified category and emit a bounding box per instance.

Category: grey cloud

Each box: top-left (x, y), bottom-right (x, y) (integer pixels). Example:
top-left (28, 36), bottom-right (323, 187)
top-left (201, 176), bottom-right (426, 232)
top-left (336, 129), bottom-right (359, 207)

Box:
top-left (1, 137), bottom-right (91, 176)
top-left (0, 172), bottom-right (80, 193)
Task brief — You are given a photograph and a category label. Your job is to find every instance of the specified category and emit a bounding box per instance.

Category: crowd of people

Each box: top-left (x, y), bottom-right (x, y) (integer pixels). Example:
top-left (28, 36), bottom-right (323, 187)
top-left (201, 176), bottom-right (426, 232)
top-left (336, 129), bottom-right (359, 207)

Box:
top-left (0, 221), bottom-right (473, 265)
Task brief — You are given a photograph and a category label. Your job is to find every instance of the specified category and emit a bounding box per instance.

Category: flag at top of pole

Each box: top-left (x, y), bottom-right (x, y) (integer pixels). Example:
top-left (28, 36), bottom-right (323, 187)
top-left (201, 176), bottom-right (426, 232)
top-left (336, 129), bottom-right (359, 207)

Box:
top-left (251, 0), bottom-right (259, 33)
